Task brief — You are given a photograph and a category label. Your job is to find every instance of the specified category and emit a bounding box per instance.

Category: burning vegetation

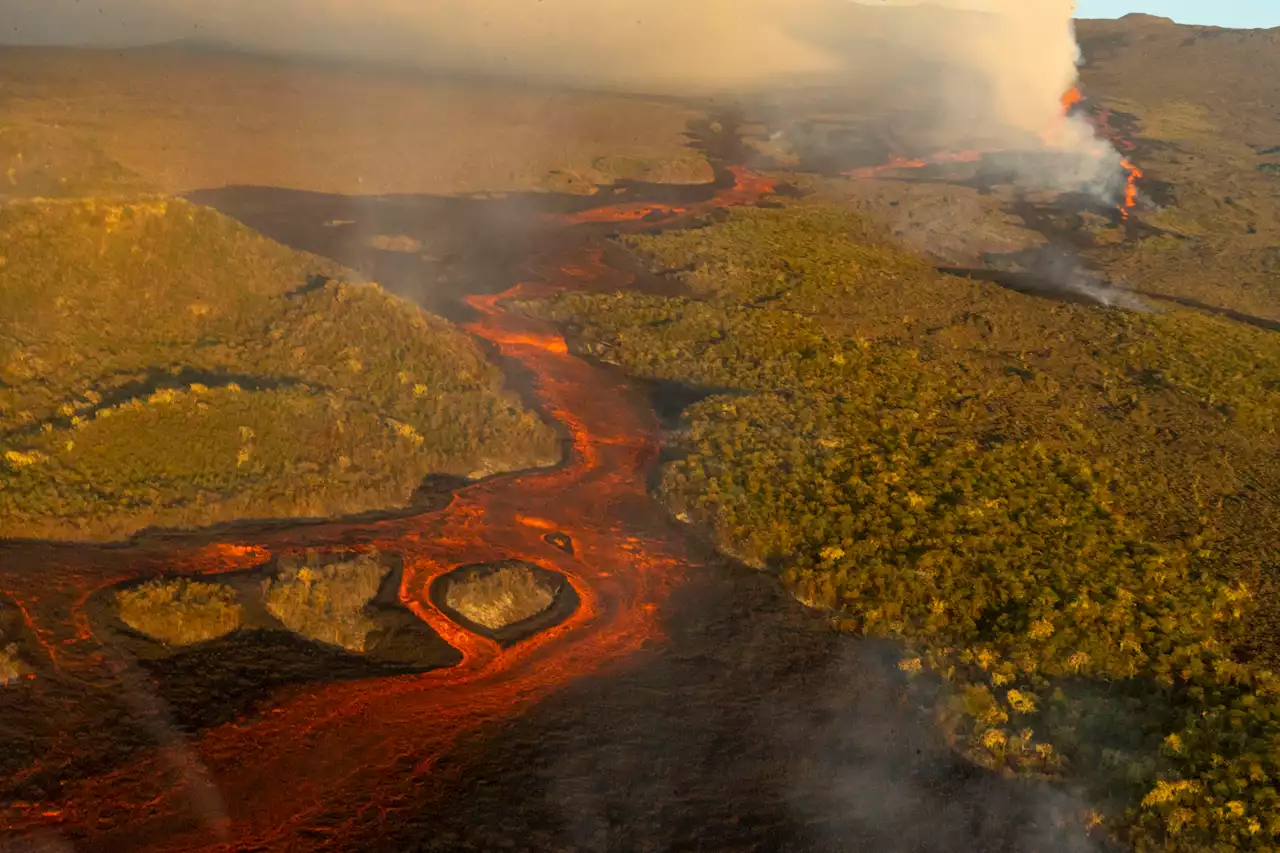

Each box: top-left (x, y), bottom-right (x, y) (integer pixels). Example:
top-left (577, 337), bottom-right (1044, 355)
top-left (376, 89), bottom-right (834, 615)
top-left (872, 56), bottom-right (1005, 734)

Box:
top-left (836, 81), bottom-right (1142, 225)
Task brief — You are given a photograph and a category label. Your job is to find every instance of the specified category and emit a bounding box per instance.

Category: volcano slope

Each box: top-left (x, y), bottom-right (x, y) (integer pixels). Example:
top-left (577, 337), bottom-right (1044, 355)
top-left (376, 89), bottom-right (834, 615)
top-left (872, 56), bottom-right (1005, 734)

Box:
top-left (0, 40), bottom-right (728, 542)
top-left (3, 15), bottom-right (1280, 853)
top-left (0, 42), bottom-right (724, 539)
top-left (0, 45), bottom-right (713, 200)
top-left (0, 196), bottom-right (561, 541)
top-left (1076, 14), bottom-right (1280, 323)
top-left (525, 19), bottom-right (1280, 851)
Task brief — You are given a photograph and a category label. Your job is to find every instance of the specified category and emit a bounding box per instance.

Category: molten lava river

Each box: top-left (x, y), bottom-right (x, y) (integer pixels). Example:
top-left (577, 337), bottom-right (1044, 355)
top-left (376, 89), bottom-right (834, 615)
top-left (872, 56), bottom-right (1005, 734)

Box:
top-left (0, 171), bottom-right (778, 851)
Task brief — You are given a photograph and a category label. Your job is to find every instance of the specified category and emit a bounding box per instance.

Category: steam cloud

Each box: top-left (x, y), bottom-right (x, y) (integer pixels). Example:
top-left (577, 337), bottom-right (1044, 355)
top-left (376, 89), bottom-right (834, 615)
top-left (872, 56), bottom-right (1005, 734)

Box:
top-left (6, 0), bottom-right (1123, 192)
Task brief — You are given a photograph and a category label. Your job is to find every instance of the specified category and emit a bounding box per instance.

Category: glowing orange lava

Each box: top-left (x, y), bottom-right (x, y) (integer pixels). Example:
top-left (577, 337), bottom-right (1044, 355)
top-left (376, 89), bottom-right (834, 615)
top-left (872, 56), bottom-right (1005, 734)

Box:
top-left (844, 84), bottom-right (1144, 224)
top-left (1, 172), bottom-right (778, 851)
top-left (1060, 85), bottom-right (1084, 113)
top-left (841, 151), bottom-right (982, 180)
top-left (1061, 84), bottom-right (1144, 218)
top-left (554, 166), bottom-right (776, 227)
top-left (1119, 157), bottom-right (1143, 219)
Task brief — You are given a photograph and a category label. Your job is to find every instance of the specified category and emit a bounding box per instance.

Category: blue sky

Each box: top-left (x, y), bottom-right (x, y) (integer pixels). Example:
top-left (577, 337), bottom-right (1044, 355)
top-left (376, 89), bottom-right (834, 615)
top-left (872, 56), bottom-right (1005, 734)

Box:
top-left (1076, 1), bottom-right (1280, 28)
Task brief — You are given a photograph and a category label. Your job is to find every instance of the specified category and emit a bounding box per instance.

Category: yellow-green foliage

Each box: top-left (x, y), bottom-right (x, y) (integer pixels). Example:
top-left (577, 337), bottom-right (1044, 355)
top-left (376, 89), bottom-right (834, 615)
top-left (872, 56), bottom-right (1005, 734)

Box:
top-left (0, 198), bottom-right (559, 540)
top-left (115, 579), bottom-right (243, 646)
top-left (533, 204), bottom-right (1280, 851)
top-left (263, 551), bottom-right (389, 652)
top-left (1098, 309), bottom-right (1280, 434)
top-left (443, 562), bottom-right (558, 630)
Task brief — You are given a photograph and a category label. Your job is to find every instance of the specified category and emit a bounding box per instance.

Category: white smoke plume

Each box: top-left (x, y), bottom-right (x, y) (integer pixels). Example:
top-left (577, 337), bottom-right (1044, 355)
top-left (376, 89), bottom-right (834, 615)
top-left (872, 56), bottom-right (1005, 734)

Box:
top-left (4, 0), bottom-right (1123, 191)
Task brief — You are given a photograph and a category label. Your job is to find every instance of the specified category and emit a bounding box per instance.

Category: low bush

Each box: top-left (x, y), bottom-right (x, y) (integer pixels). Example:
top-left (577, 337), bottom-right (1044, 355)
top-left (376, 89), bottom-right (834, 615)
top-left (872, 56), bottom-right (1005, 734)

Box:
top-left (0, 642), bottom-right (24, 684)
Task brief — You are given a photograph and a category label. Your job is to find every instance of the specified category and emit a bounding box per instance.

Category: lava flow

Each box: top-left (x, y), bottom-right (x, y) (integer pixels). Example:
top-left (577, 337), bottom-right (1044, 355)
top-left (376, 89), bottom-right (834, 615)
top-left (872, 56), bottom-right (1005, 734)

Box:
top-left (1119, 157), bottom-right (1143, 218)
top-left (555, 165), bottom-right (777, 225)
top-left (841, 150), bottom-right (983, 180)
top-left (0, 174), bottom-right (775, 851)
top-left (842, 85), bottom-right (1144, 223)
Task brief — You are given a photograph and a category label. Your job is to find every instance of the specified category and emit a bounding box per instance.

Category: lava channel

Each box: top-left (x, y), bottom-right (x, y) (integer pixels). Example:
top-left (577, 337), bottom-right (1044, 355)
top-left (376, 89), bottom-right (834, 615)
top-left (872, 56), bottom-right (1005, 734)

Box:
top-left (0, 173), bottom-right (777, 852)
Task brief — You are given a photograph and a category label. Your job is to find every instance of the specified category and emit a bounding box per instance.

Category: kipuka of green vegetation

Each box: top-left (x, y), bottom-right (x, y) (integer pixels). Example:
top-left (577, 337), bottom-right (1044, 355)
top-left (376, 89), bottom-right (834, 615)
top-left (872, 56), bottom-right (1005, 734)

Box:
top-left (263, 551), bottom-right (390, 652)
top-left (0, 197), bottom-right (560, 540)
top-left (115, 578), bottom-right (244, 646)
top-left (528, 204), bottom-right (1280, 851)
top-left (442, 561), bottom-right (560, 631)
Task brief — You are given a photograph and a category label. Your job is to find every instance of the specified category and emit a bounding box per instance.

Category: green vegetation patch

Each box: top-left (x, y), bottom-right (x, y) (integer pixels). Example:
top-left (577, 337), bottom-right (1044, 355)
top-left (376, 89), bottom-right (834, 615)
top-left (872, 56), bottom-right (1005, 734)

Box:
top-left (263, 551), bottom-right (390, 652)
top-left (116, 579), bottom-right (244, 646)
top-left (0, 197), bottom-right (559, 540)
top-left (442, 561), bottom-right (559, 631)
top-left (530, 204), bottom-right (1280, 851)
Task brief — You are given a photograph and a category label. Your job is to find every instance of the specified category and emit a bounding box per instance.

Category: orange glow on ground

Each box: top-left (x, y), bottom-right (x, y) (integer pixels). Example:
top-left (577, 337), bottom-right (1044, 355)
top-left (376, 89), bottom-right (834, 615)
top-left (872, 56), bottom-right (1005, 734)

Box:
top-left (844, 85), bottom-right (1145, 224)
top-left (1119, 157), bottom-right (1144, 219)
top-left (554, 166), bottom-right (776, 228)
top-left (2, 170), bottom-right (778, 851)
top-left (842, 150), bottom-right (981, 180)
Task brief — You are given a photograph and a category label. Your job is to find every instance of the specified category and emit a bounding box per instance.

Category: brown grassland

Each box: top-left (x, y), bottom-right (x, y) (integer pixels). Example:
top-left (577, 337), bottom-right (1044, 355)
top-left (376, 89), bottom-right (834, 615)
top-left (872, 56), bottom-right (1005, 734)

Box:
top-left (0, 46), bottom-right (712, 199)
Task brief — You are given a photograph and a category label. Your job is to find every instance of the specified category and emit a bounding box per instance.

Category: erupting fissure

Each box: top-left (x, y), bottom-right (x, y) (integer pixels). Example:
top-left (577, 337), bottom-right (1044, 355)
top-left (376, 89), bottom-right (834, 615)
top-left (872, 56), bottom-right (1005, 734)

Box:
top-left (1060, 85), bottom-right (1084, 114)
top-left (2, 170), bottom-right (777, 852)
top-left (1119, 157), bottom-right (1143, 219)
top-left (843, 84), bottom-right (1142, 222)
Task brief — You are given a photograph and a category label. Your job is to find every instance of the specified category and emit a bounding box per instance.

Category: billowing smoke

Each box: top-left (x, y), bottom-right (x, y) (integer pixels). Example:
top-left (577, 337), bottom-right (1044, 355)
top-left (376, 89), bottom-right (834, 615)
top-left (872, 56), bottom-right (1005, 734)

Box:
top-left (8, 1), bottom-right (1080, 106)
top-left (5, 0), bottom-right (1123, 193)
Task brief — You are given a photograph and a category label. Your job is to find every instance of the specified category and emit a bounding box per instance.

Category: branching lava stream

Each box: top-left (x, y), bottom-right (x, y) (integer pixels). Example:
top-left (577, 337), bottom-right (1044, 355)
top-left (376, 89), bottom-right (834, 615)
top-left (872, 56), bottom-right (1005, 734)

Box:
top-left (1, 170), bottom-right (775, 851)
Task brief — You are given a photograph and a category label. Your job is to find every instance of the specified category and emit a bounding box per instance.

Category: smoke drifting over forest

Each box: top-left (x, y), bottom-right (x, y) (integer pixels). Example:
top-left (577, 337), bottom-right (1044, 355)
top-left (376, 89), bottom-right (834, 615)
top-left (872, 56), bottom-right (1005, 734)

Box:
top-left (5, 0), bottom-right (1120, 189)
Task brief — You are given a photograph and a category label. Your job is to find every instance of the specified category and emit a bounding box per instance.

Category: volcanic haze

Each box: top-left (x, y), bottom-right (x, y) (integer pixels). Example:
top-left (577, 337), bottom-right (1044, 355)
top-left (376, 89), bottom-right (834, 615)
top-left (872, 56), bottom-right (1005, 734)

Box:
top-left (8, 2), bottom-right (1073, 119)
top-left (5, 0), bottom-right (1120, 191)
